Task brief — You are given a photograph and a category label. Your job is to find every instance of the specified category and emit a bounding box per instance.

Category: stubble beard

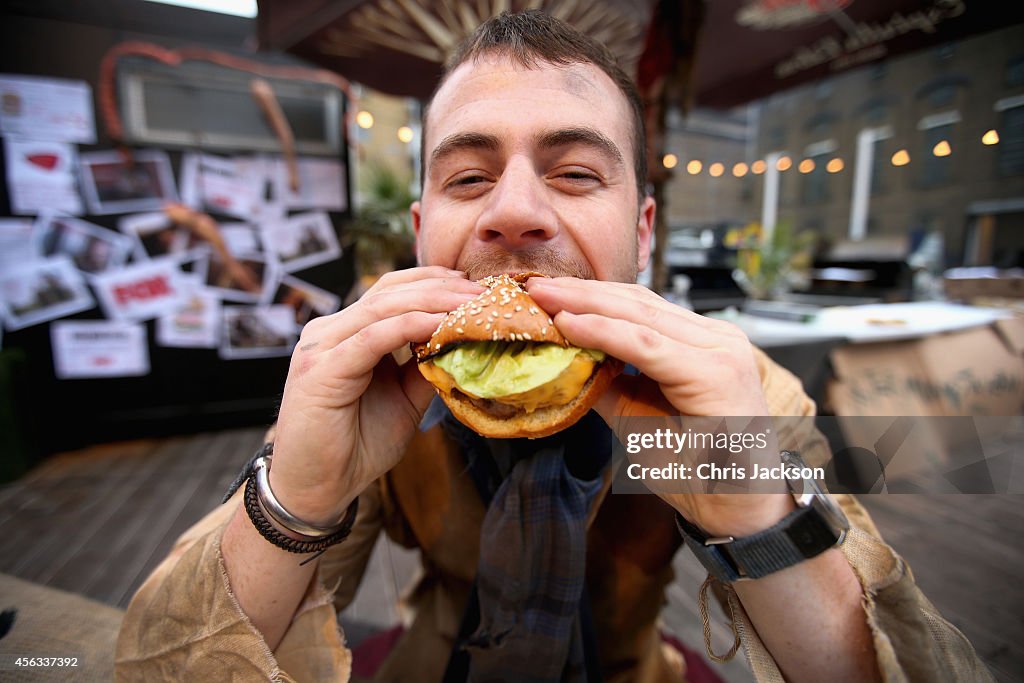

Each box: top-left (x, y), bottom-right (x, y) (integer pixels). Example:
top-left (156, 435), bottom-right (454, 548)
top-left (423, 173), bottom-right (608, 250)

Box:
top-left (452, 239), bottom-right (638, 283)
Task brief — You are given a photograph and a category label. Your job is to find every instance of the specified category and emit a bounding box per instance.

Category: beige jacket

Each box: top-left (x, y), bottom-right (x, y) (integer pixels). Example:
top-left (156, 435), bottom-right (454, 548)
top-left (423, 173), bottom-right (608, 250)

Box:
top-left (115, 350), bottom-right (993, 682)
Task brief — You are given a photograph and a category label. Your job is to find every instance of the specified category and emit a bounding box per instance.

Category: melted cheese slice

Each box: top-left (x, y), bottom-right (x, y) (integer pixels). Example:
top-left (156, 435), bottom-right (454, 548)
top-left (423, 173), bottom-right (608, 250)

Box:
top-left (419, 352), bottom-right (598, 413)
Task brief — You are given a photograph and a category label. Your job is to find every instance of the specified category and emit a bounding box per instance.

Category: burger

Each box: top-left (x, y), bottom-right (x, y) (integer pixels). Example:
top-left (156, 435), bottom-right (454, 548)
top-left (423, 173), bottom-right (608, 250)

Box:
top-left (413, 273), bottom-right (621, 439)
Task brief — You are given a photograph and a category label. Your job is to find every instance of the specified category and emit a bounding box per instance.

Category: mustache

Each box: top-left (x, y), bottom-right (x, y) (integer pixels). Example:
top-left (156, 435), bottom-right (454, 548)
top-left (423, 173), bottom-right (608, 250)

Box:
top-left (457, 246), bottom-right (596, 282)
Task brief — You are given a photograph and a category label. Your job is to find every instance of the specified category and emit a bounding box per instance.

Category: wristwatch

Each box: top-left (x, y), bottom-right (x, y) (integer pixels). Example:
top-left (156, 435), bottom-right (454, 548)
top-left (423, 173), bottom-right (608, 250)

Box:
top-left (675, 451), bottom-right (849, 582)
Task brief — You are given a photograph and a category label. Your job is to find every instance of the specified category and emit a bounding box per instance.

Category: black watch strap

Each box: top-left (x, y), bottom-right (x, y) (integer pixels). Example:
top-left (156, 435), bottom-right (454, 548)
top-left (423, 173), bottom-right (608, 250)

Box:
top-left (675, 504), bottom-right (845, 582)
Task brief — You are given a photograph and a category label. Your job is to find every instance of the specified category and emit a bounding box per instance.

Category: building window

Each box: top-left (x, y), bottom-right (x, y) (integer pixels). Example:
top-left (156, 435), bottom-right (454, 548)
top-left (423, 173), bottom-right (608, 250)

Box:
top-left (998, 106), bottom-right (1024, 176)
top-left (920, 124), bottom-right (954, 187)
top-left (1006, 55), bottom-right (1024, 87)
top-left (864, 103), bottom-right (889, 126)
top-left (802, 154), bottom-right (830, 204)
top-left (804, 111), bottom-right (839, 137)
top-left (926, 85), bottom-right (957, 108)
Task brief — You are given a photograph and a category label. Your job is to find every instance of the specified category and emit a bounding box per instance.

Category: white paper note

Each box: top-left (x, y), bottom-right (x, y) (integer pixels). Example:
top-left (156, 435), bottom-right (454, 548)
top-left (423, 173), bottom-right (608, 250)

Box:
top-left (51, 321), bottom-right (149, 379)
top-left (90, 258), bottom-right (188, 322)
top-left (3, 139), bottom-right (83, 215)
top-left (274, 157), bottom-right (347, 211)
top-left (0, 75), bottom-right (96, 144)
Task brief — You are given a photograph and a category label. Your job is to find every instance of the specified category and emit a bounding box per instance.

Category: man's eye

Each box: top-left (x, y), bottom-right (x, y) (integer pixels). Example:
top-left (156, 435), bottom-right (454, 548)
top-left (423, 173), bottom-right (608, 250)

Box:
top-left (450, 175), bottom-right (487, 186)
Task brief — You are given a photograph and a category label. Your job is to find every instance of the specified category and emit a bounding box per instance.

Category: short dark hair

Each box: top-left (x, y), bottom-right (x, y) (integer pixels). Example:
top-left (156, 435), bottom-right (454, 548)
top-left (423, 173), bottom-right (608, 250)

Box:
top-left (422, 10), bottom-right (648, 200)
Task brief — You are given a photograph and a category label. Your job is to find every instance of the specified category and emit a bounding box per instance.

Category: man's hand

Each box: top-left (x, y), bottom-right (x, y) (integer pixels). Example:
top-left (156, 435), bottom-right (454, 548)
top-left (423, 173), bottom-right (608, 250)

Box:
top-left (527, 277), bottom-right (881, 683)
top-left (525, 277), bottom-right (792, 535)
top-left (268, 267), bottom-right (484, 526)
top-left (221, 267), bottom-right (482, 651)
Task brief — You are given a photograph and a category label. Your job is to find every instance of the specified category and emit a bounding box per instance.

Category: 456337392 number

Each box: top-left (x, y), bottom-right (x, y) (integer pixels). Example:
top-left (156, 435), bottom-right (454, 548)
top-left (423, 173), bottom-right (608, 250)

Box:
top-left (11, 656), bottom-right (80, 668)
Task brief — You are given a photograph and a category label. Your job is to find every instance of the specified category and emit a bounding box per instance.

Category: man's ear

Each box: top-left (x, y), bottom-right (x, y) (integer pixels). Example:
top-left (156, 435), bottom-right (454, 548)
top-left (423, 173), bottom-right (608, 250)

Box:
top-left (411, 200), bottom-right (422, 263)
top-left (635, 195), bottom-right (655, 273)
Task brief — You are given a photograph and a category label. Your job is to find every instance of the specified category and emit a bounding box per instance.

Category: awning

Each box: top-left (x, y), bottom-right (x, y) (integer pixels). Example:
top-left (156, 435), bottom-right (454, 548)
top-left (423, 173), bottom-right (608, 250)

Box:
top-left (256, 0), bottom-right (1024, 107)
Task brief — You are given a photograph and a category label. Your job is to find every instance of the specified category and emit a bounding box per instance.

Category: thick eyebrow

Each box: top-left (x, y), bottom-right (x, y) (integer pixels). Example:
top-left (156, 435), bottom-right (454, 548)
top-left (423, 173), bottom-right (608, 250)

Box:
top-left (428, 132), bottom-right (501, 171)
top-left (428, 127), bottom-right (626, 174)
top-left (537, 127), bottom-right (625, 170)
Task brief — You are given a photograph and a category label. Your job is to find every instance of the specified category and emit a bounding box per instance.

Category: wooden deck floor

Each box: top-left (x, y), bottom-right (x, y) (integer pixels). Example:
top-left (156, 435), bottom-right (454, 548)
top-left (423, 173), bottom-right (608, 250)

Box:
top-left (0, 427), bottom-right (1020, 682)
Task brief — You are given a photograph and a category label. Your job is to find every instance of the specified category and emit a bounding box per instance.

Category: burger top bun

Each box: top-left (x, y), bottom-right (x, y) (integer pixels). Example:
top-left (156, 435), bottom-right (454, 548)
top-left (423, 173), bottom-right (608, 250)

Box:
top-left (414, 272), bottom-right (566, 360)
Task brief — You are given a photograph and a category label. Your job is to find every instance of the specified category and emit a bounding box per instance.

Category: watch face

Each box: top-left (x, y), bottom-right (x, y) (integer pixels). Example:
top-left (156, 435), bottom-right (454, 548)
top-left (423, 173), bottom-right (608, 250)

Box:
top-left (781, 450), bottom-right (816, 495)
top-left (781, 451), bottom-right (849, 532)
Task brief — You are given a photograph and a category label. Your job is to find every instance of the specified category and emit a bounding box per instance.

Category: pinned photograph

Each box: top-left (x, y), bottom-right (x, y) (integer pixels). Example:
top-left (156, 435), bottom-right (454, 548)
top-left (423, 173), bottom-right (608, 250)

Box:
top-left (205, 251), bottom-right (275, 303)
top-left (272, 274), bottom-right (341, 330)
top-left (35, 214), bottom-right (133, 276)
top-left (79, 149), bottom-right (178, 214)
top-left (218, 222), bottom-right (263, 254)
top-left (273, 156), bottom-right (347, 211)
top-left (119, 212), bottom-right (189, 260)
top-left (0, 255), bottom-right (95, 330)
top-left (219, 304), bottom-right (296, 359)
top-left (236, 155), bottom-right (285, 221)
top-left (156, 275), bottom-right (221, 349)
top-left (179, 152), bottom-right (261, 220)
top-left (262, 211), bottom-right (341, 273)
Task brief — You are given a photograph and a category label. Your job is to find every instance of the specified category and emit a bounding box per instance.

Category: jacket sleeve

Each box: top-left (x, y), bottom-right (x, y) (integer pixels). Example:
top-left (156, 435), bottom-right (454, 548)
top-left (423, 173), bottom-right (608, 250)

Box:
top-left (706, 350), bottom-right (994, 683)
top-left (114, 482), bottom-right (384, 682)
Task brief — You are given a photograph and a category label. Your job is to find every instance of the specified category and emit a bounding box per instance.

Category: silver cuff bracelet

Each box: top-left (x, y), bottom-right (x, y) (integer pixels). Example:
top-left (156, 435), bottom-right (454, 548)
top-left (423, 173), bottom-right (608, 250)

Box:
top-left (253, 453), bottom-right (354, 539)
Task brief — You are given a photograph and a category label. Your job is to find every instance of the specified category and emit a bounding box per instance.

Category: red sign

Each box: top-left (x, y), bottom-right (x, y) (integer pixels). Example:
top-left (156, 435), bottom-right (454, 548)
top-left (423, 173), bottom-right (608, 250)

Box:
top-left (113, 276), bottom-right (171, 305)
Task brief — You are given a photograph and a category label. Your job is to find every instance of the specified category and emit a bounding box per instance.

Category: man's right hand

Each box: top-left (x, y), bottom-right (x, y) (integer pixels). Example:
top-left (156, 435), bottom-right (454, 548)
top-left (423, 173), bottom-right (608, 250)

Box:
top-left (266, 267), bottom-right (484, 527)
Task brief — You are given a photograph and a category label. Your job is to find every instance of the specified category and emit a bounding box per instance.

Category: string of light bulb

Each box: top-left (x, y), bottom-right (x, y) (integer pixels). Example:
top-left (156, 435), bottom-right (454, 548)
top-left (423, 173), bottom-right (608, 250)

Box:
top-left (660, 128), bottom-right (1003, 174)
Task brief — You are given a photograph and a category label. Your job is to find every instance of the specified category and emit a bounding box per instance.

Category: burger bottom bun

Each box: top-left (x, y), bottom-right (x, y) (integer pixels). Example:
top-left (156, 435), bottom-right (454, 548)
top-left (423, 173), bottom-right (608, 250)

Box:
top-left (436, 359), bottom-right (623, 439)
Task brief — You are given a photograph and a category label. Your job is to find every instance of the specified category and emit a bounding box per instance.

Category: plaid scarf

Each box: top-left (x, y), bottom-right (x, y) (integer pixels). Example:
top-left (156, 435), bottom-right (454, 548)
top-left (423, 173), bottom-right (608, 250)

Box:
top-left (425, 401), bottom-right (612, 682)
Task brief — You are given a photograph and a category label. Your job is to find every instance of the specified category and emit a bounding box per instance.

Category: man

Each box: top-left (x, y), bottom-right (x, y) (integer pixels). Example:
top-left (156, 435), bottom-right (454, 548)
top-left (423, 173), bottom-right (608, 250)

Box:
top-left (116, 11), bottom-right (990, 682)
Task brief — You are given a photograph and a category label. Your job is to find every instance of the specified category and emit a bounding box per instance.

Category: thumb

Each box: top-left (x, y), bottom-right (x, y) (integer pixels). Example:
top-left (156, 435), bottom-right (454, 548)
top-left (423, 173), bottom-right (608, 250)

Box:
top-left (400, 356), bottom-right (438, 423)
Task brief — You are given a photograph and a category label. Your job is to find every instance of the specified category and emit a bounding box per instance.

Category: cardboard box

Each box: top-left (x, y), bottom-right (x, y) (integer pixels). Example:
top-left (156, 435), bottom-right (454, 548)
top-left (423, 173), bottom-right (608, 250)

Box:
top-left (828, 318), bottom-right (1024, 417)
top-left (945, 275), bottom-right (1024, 301)
top-left (826, 318), bottom-right (1024, 479)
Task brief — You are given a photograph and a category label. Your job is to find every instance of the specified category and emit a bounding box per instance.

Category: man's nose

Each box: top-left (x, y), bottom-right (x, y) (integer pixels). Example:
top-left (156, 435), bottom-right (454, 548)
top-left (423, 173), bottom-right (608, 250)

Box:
top-left (474, 158), bottom-right (559, 248)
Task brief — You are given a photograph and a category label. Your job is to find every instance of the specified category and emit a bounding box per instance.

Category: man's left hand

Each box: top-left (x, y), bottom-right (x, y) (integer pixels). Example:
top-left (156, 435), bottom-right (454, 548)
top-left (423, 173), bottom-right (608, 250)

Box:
top-left (525, 276), bottom-right (794, 536)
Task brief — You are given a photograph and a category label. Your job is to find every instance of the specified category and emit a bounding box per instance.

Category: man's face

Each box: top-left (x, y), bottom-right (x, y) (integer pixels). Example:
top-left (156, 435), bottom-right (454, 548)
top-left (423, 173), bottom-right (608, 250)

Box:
top-left (412, 55), bottom-right (654, 283)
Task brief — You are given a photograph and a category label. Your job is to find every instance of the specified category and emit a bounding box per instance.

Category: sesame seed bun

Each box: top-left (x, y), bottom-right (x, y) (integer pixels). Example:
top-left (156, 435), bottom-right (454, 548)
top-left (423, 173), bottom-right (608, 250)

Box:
top-left (413, 273), bottom-right (621, 439)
